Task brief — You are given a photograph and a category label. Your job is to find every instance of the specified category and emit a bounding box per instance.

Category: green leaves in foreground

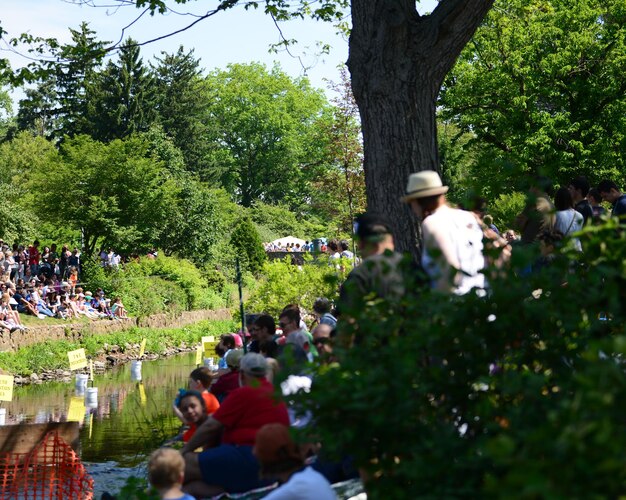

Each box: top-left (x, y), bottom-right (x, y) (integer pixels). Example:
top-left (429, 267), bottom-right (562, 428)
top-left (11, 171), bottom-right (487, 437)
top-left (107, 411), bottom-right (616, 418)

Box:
top-left (301, 218), bottom-right (626, 498)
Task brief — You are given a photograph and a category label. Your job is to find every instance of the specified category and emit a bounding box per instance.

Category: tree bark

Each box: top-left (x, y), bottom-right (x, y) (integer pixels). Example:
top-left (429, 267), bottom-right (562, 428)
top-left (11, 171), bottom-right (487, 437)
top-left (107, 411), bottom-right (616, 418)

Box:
top-left (348, 0), bottom-right (494, 258)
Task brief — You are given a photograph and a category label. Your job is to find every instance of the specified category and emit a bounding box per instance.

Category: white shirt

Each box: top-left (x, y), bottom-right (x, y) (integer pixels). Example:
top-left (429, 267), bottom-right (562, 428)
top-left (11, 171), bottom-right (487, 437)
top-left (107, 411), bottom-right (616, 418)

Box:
top-left (421, 205), bottom-right (486, 295)
top-left (262, 467), bottom-right (337, 500)
top-left (555, 208), bottom-right (583, 251)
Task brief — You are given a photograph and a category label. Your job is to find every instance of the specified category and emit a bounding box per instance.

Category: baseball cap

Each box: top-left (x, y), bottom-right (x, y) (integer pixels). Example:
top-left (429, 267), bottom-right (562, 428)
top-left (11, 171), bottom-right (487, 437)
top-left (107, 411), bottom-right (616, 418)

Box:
top-left (354, 213), bottom-right (393, 242)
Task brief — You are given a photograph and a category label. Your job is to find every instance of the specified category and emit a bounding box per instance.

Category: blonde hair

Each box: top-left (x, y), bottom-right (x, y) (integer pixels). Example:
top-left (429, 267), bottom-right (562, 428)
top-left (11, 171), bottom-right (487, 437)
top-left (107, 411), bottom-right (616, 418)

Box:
top-left (148, 448), bottom-right (184, 489)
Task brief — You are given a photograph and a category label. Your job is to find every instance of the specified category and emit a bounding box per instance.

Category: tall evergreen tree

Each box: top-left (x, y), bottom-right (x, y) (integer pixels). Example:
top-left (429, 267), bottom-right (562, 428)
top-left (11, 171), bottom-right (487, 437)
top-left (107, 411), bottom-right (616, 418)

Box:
top-left (17, 76), bottom-right (58, 139)
top-left (55, 22), bottom-right (107, 138)
top-left (90, 38), bottom-right (157, 141)
top-left (152, 47), bottom-right (208, 172)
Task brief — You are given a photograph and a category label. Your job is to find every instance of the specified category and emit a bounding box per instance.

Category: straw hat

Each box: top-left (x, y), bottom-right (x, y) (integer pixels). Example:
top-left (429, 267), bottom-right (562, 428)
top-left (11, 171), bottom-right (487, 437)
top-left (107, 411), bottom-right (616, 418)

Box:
top-left (400, 170), bottom-right (449, 202)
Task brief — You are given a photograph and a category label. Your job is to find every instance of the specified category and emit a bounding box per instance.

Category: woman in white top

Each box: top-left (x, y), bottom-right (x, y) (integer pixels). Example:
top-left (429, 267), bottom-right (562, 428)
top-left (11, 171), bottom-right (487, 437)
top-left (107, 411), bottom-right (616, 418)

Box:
top-left (554, 187), bottom-right (584, 251)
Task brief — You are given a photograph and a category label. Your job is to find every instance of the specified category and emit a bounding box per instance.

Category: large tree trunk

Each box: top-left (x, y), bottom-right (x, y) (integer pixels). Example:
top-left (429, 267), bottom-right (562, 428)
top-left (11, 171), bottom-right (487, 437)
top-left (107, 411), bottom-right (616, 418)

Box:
top-left (348, 0), bottom-right (494, 258)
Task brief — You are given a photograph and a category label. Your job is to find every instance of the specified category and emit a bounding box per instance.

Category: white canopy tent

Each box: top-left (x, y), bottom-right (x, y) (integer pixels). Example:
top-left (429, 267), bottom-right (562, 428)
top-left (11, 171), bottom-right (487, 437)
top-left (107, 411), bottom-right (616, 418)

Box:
top-left (270, 236), bottom-right (307, 248)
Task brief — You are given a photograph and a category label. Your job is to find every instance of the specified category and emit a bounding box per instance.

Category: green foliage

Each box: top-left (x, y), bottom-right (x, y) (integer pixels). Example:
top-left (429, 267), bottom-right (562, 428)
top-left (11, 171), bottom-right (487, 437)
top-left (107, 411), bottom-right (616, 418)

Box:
top-left (114, 477), bottom-right (158, 500)
top-left (229, 217), bottom-right (267, 275)
top-left (0, 319), bottom-right (236, 375)
top-left (441, 0), bottom-right (626, 191)
top-left (203, 62), bottom-right (329, 209)
top-left (152, 46), bottom-right (208, 174)
top-left (489, 191), bottom-right (527, 231)
top-left (301, 217), bottom-right (626, 497)
top-left (90, 38), bottom-right (157, 142)
top-left (246, 256), bottom-right (350, 317)
top-left (80, 254), bottom-right (231, 316)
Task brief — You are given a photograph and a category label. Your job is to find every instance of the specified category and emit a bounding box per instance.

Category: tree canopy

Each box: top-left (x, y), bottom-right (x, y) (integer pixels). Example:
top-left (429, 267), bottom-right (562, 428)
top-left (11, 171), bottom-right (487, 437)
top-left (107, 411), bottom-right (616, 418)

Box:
top-left (440, 0), bottom-right (626, 195)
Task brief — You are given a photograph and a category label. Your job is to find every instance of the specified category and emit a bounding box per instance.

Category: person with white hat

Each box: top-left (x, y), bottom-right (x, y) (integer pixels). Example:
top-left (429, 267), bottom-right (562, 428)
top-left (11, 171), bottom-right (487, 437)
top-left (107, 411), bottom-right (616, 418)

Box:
top-left (401, 170), bottom-right (486, 295)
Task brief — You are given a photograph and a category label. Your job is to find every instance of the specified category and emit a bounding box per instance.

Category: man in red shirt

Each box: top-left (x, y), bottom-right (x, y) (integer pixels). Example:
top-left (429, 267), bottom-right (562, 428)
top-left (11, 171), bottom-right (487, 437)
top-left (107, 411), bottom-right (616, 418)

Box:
top-left (181, 353), bottom-right (289, 498)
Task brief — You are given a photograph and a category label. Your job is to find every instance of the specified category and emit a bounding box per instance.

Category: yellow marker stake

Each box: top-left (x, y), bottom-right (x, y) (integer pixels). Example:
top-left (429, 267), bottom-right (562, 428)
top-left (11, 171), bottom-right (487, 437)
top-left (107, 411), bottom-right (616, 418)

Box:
top-left (89, 413), bottom-right (94, 439)
top-left (139, 338), bottom-right (147, 358)
top-left (195, 345), bottom-right (203, 366)
top-left (0, 375), bottom-right (14, 402)
top-left (89, 360), bottom-right (94, 381)
top-left (68, 348), bottom-right (88, 370)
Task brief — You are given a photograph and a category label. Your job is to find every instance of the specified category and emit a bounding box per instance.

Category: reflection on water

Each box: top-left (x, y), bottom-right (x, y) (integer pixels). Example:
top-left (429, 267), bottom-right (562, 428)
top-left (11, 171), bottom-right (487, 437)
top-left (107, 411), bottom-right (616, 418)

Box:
top-left (3, 352), bottom-right (200, 495)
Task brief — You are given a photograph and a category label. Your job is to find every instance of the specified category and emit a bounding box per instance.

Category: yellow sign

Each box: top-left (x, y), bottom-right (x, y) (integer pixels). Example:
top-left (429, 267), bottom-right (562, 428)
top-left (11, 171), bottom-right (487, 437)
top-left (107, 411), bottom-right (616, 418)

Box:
top-left (138, 383), bottom-right (147, 406)
top-left (67, 397), bottom-right (86, 423)
top-left (195, 345), bottom-right (203, 366)
top-left (89, 360), bottom-right (94, 381)
top-left (139, 338), bottom-right (147, 358)
top-left (68, 348), bottom-right (87, 370)
top-left (0, 375), bottom-right (14, 402)
top-left (89, 413), bottom-right (94, 439)
top-left (202, 336), bottom-right (219, 357)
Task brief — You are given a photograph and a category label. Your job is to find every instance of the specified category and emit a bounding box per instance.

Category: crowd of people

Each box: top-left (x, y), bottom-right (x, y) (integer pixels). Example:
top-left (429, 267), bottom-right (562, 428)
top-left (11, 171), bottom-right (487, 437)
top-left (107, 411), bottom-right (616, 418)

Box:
top-left (0, 241), bottom-right (132, 331)
top-left (142, 300), bottom-right (342, 499)
top-left (138, 171), bottom-right (626, 499)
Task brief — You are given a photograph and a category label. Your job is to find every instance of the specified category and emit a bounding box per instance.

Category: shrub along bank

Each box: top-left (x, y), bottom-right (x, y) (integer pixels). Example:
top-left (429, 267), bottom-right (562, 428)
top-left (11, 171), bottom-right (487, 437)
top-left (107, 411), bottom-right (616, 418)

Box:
top-left (81, 254), bottom-right (234, 317)
top-left (0, 319), bottom-right (236, 377)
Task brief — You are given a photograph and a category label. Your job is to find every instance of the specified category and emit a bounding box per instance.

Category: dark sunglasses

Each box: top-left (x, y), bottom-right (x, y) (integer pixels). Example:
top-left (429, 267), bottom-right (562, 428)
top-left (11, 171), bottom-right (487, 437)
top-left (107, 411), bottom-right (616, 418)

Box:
top-left (314, 337), bottom-right (330, 346)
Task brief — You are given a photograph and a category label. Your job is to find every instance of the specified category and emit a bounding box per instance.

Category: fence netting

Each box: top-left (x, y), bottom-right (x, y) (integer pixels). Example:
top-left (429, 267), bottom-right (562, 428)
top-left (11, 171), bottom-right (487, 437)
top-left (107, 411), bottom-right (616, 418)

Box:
top-left (0, 430), bottom-right (93, 499)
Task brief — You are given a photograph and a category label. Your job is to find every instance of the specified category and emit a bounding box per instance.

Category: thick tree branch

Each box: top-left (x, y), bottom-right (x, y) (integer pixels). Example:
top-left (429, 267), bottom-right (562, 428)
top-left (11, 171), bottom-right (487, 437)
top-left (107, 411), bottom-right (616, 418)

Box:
top-left (427, 0), bottom-right (495, 82)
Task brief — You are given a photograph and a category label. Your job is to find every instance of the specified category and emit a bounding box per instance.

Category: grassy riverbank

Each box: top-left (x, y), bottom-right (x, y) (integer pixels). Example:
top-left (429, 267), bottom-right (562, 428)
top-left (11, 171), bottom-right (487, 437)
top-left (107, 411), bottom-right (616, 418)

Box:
top-left (0, 319), bottom-right (237, 376)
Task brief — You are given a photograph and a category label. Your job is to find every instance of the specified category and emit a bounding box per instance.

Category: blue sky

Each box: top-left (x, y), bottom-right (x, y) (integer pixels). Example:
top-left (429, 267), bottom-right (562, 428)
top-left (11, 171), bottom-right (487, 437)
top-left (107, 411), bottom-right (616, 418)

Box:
top-left (1, 0), bottom-right (438, 100)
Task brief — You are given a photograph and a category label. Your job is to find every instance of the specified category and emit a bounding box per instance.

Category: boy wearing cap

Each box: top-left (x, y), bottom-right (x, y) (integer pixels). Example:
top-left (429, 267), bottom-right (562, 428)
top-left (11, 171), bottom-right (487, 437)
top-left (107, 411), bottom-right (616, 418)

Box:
top-left (181, 353), bottom-right (289, 498)
top-left (402, 170), bottom-right (486, 295)
top-left (254, 423), bottom-right (336, 499)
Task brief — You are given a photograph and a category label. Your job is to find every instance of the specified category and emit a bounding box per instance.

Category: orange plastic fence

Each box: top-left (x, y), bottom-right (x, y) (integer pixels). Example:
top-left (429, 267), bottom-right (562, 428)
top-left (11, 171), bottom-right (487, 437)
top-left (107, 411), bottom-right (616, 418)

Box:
top-left (0, 430), bottom-right (93, 499)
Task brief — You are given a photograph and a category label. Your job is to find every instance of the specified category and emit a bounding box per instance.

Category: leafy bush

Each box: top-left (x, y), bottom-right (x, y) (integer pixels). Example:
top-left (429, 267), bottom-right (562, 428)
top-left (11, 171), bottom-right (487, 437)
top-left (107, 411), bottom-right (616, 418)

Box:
top-left (81, 254), bottom-right (230, 316)
top-left (246, 256), bottom-right (351, 317)
top-left (489, 191), bottom-right (527, 232)
top-left (300, 218), bottom-right (626, 498)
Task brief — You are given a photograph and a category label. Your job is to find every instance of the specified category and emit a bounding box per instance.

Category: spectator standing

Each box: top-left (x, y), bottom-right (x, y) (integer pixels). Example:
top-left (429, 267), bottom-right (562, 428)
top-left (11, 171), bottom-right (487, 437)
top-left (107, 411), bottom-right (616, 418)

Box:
top-left (339, 240), bottom-right (354, 260)
top-left (587, 188), bottom-right (607, 222)
top-left (597, 179), bottom-right (626, 221)
top-left (27, 240), bottom-right (40, 277)
top-left (568, 176), bottom-right (593, 225)
top-left (402, 171), bottom-right (486, 295)
top-left (515, 177), bottom-right (556, 245)
top-left (554, 187), bottom-right (584, 251)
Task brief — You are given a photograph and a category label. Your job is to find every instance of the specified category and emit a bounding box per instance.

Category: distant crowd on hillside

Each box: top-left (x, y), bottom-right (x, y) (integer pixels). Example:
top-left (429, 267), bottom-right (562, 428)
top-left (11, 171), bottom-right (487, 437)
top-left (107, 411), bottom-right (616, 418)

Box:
top-left (0, 240), bottom-right (149, 331)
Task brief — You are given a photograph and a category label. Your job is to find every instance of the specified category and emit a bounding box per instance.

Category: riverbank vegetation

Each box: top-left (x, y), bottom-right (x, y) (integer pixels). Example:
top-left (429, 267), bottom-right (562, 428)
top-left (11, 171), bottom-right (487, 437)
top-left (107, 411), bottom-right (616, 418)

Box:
top-left (0, 319), bottom-right (236, 376)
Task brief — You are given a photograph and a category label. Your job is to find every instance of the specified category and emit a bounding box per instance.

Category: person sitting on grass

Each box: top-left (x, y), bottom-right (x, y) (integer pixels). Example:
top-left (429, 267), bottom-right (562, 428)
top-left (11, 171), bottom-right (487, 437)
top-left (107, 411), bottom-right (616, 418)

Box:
top-left (111, 297), bottom-right (128, 319)
top-left (174, 367), bottom-right (220, 425)
top-left (181, 353), bottom-right (289, 498)
top-left (253, 423), bottom-right (337, 500)
top-left (0, 293), bottom-right (27, 332)
top-left (210, 348), bottom-right (244, 403)
top-left (175, 391), bottom-right (211, 446)
top-left (148, 448), bottom-right (195, 500)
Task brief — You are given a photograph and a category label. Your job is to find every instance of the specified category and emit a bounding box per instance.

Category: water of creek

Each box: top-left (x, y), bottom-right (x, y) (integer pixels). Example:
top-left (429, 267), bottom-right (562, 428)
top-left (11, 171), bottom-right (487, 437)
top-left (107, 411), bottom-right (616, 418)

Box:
top-left (4, 352), bottom-right (197, 497)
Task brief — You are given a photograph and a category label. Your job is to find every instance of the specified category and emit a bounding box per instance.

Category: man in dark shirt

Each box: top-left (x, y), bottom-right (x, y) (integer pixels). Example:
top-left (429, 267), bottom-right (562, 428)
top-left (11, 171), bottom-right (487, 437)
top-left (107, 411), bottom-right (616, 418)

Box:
top-left (336, 213), bottom-right (408, 348)
top-left (568, 176), bottom-right (593, 225)
top-left (597, 180), bottom-right (626, 220)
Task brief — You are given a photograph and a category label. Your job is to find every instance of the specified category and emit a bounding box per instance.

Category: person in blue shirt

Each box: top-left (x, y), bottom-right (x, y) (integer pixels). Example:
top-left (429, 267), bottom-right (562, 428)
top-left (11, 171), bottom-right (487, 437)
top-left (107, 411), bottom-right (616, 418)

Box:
top-left (597, 180), bottom-right (626, 220)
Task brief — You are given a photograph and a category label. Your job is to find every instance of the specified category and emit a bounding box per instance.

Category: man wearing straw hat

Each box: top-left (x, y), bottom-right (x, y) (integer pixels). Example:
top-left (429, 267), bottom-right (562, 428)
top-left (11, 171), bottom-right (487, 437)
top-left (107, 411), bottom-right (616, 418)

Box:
top-left (401, 170), bottom-right (486, 295)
